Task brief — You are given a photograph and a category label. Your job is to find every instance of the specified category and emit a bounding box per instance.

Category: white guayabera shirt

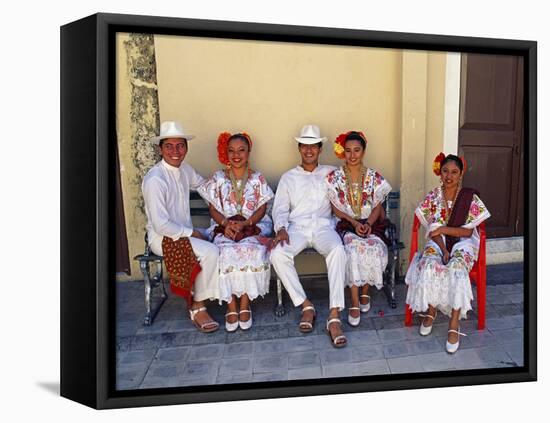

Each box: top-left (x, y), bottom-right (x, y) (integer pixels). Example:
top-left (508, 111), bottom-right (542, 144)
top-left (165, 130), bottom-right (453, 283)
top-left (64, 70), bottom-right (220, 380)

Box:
top-left (142, 159), bottom-right (205, 255)
top-left (272, 164), bottom-right (336, 232)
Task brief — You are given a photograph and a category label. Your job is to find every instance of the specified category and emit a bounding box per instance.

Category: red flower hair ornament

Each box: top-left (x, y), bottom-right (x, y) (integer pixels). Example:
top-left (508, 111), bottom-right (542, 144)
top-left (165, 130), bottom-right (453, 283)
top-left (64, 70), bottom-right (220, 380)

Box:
top-left (432, 152), bottom-right (468, 176)
top-left (333, 131), bottom-right (367, 159)
top-left (217, 131), bottom-right (253, 166)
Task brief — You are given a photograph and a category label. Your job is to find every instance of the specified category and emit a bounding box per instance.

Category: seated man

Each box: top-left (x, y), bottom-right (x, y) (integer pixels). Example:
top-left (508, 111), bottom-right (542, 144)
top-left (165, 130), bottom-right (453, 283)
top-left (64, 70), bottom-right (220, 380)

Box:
top-left (270, 124), bottom-right (347, 348)
top-left (142, 121), bottom-right (220, 332)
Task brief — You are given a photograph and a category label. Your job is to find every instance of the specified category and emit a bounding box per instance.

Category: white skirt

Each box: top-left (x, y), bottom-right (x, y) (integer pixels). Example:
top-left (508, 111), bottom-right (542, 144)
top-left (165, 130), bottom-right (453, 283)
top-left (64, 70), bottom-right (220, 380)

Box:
top-left (343, 232), bottom-right (388, 289)
top-left (405, 240), bottom-right (476, 319)
top-left (214, 234), bottom-right (270, 303)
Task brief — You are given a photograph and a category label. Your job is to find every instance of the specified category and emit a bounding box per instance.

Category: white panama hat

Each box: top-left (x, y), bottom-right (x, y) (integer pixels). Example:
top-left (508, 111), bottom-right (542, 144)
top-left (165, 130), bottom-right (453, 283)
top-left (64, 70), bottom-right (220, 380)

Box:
top-left (150, 121), bottom-right (195, 145)
top-left (294, 124), bottom-right (327, 144)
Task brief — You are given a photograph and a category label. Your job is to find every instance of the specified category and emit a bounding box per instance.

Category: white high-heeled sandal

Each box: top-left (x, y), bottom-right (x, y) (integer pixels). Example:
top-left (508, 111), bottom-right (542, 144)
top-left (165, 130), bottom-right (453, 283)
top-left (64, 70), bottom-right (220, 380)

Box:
top-left (225, 311), bottom-right (239, 332)
top-left (418, 310), bottom-right (437, 336)
top-left (359, 294), bottom-right (371, 313)
top-left (348, 307), bottom-right (361, 327)
top-left (238, 309), bottom-right (253, 331)
top-left (446, 328), bottom-right (467, 354)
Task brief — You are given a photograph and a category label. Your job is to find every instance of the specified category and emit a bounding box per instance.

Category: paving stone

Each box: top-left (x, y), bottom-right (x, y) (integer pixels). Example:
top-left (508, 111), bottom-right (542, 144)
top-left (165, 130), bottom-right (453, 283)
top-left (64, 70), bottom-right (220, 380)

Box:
top-left (224, 342), bottom-right (255, 357)
top-left (372, 315), bottom-right (407, 330)
top-left (181, 360), bottom-right (221, 379)
top-left (253, 353), bottom-right (288, 373)
top-left (285, 335), bottom-right (318, 352)
top-left (139, 376), bottom-right (184, 389)
top-left (388, 356), bottom-right (424, 374)
top-left (462, 331), bottom-right (500, 348)
top-left (159, 331), bottom-right (196, 348)
top-left (485, 294), bottom-right (512, 305)
top-left (219, 357), bottom-right (252, 376)
top-left (130, 334), bottom-right (163, 351)
top-left (187, 344), bottom-right (224, 361)
top-left (118, 349), bottom-right (157, 366)
top-left (345, 329), bottom-right (380, 346)
top-left (378, 327), bottom-right (409, 343)
top-left (146, 362), bottom-right (181, 378)
top-left (255, 324), bottom-right (289, 341)
top-left (410, 338), bottom-right (445, 355)
top-left (225, 328), bottom-right (259, 343)
top-left (320, 348), bottom-right (353, 366)
top-left (254, 339), bottom-right (288, 355)
top-left (252, 371), bottom-right (288, 382)
top-left (500, 342), bottom-right (524, 366)
top-left (492, 303), bottom-right (523, 317)
top-left (192, 330), bottom-right (227, 345)
top-left (116, 363), bottom-right (149, 390)
top-left (288, 351), bottom-right (320, 369)
top-left (418, 352), bottom-right (454, 372)
top-left (116, 322), bottom-right (139, 338)
top-left (475, 346), bottom-right (516, 368)
top-left (356, 359), bottom-right (390, 375)
top-left (135, 320), bottom-right (173, 335)
top-left (486, 316), bottom-right (518, 331)
top-left (322, 363), bottom-right (361, 378)
top-left (117, 336), bottom-right (132, 353)
top-left (167, 318), bottom-right (195, 332)
top-left (350, 345), bottom-right (385, 362)
top-left (288, 366), bottom-right (323, 380)
top-left (450, 348), bottom-right (487, 370)
top-left (491, 328), bottom-right (524, 345)
top-left (510, 315), bottom-right (524, 328)
top-left (382, 341), bottom-right (415, 359)
top-left (216, 373), bottom-right (253, 384)
top-left (154, 346), bottom-right (190, 362)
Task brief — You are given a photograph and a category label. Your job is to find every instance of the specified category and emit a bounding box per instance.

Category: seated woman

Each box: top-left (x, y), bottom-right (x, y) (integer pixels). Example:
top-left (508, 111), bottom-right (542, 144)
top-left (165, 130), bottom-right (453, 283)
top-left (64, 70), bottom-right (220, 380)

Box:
top-left (198, 132), bottom-right (274, 332)
top-left (405, 153), bottom-right (490, 353)
top-left (325, 131), bottom-right (392, 327)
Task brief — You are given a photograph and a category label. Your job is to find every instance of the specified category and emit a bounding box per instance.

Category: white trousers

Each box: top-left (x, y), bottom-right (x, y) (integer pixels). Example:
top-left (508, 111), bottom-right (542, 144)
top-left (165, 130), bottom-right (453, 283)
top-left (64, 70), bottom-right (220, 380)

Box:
top-left (151, 236), bottom-right (220, 302)
top-left (270, 226), bottom-right (346, 311)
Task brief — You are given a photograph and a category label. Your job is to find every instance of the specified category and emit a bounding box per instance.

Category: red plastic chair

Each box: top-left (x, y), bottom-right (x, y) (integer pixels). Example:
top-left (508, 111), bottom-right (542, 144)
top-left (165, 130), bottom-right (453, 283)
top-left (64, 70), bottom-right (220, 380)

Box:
top-left (404, 214), bottom-right (487, 330)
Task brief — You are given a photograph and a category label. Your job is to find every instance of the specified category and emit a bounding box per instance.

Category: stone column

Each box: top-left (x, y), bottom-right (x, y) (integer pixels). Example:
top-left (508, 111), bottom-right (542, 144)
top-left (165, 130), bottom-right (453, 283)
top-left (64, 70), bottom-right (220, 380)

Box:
top-left (116, 33), bottom-right (161, 280)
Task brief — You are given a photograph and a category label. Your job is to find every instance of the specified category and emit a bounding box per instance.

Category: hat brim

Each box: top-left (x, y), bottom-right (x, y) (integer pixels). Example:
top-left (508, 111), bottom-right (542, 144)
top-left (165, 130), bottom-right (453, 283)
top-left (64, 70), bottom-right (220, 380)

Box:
top-left (150, 134), bottom-right (196, 145)
top-left (294, 137), bottom-right (327, 144)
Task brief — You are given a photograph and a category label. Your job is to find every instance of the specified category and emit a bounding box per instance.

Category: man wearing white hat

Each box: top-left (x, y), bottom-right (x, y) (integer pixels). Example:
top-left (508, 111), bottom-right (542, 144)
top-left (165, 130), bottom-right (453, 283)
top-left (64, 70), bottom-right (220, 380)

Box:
top-left (270, 124), bottom-right (347, 348)
top-left (142, 121), bottom-right (220, 332)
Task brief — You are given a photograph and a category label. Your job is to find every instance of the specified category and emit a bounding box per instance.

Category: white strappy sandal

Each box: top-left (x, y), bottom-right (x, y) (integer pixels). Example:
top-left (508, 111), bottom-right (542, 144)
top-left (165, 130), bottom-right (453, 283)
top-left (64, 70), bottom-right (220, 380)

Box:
top-left (360, 294), bottom-right (371, 313)
top-left (348, 307), bottom-right (361, 327)
top-left (446, 328), bottom-right (467, 354)
top-left (189, 307), bottom-right (219, 333)
top-left (418, 310), bottom-right (437, 336)
top-left (225, 311), bottom-right (239, 332)
top-left (299, 305), bottom-right (316, 333)
top-left (239, 309), bottom-right (253, 331)
top-left (326, 318), bottom-right (347, 348)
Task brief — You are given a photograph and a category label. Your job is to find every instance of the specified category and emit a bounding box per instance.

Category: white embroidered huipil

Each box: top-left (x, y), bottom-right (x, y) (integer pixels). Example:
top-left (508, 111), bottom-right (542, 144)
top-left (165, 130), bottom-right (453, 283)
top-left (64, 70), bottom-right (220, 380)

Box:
top-left (197, 170), bottom-right (274, 302)
top-left (142, 160), bottom-right (220, 302)
top-left (270, 165), bottom-right (346, 310)
top-left (325, 167), bottom-right (392, 289)
top-left (405, 186), bottom-right (491, 319)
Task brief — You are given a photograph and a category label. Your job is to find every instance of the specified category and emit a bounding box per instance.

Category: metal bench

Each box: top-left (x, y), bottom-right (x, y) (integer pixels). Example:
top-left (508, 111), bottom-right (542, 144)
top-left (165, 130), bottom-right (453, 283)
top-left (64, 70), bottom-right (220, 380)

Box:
top-left (134, 191), bottom-right (404, 324)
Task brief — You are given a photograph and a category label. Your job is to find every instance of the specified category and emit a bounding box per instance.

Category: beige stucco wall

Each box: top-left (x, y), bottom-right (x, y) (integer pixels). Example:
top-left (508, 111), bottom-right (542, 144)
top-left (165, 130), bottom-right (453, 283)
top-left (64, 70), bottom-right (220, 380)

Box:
top-left (116, 33), bottom-right (449, 279)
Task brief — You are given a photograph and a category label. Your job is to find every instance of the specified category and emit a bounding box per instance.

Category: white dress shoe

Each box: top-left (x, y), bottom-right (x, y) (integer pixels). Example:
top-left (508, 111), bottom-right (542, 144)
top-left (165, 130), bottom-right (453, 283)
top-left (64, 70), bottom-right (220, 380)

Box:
top-left (359, 294), bottom-right (371, 313)
top-left (239, 309), bottom-right (252, 331)
top-left (418, 311), bottom-right (437, 336)
top-left (347, 307), bottom-right (361, 327)
top-left (446, 328), bottom-right (467, 354)
top-left (225, 311), bottom-right (239, 332)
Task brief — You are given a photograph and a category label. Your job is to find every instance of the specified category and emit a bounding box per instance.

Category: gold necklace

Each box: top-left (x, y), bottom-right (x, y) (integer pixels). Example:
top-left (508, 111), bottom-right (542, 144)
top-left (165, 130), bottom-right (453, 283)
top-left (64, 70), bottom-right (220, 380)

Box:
top-left (441, 185), bottom-right (460, 223)
top-left (228, 166), bottom-right (249, 214)
top-left (344, 165), bottom-right (366, 219)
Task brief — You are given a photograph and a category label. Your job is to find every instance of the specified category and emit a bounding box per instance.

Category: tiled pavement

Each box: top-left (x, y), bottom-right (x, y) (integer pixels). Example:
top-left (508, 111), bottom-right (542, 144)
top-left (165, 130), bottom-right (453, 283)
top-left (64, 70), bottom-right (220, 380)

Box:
top-left (116, 263), bottom-right (524, 390)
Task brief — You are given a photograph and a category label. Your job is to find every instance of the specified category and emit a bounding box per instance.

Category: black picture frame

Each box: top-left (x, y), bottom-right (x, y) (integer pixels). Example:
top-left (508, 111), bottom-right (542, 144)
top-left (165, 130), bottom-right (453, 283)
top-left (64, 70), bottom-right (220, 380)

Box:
top-left (60, 12), bottom-right (537, 409)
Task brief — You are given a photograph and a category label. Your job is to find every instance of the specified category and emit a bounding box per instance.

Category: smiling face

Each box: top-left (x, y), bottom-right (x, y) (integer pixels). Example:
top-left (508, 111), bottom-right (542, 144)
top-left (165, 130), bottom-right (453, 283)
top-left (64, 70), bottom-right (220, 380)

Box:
top-left (159, 137), bottom-right (188, 168)
top-left (227, 137), bottom-right (250, 170)
top-left (344, 139), bottom-right (365, 167)
top-left (440, 160), bottom-right (462, 190)
top-left (298, 142), bottom-right (322, 168)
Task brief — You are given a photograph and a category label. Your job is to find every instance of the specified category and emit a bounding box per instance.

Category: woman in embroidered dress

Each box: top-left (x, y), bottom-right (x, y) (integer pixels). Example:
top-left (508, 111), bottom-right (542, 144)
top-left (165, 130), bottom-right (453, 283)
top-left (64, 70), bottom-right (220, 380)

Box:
top-left (198, 132), bottom-right (274, 332)
top-left (325, 131), bottom-right (392, 327)
top-left (405, 153), bottom-right (490, 353)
